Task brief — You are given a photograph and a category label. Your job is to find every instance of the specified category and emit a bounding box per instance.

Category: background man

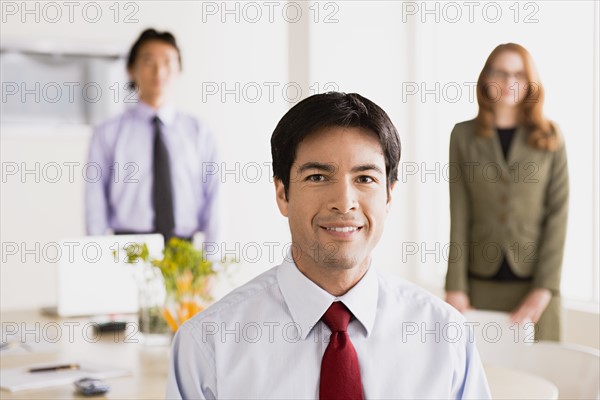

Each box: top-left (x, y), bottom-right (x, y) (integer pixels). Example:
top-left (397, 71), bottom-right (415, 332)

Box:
top-left (86, 29), bottom-right (220, 244)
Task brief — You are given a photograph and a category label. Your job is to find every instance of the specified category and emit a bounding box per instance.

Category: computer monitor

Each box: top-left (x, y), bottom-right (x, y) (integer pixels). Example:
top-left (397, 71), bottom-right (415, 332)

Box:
top-left (52, 234), bottom-right (164, 317)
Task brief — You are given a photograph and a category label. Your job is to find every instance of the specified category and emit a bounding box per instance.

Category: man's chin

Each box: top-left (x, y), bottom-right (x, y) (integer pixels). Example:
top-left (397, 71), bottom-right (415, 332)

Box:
top-left (318, 252), bottom-right (365, 270)
top-left (295, 241), bottom-right (369, 270)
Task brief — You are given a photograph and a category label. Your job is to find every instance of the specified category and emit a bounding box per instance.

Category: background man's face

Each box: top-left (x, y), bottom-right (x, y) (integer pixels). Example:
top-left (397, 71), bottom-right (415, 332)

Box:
top-left (276, 126), bottom-right (393, 271)
top-left (129, 40), bottom-right (180, 101)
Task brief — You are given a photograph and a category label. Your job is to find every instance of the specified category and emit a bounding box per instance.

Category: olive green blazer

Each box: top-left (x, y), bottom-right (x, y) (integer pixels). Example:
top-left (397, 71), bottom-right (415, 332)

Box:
top-left (445, 119), bottom-right (569, 294)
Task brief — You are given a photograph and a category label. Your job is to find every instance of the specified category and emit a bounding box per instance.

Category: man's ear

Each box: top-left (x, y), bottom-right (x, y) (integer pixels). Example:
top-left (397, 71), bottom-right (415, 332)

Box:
top-left (274, 178), bottom-right (289, 217)
top-left (386, 181), bottom-right (396, 212)
top-left (127, 67), bottom-right (136, 88)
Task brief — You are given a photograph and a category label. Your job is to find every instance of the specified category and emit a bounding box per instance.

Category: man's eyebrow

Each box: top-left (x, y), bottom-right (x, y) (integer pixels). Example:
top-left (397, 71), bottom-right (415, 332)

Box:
top-left (297, 162), bottom-right (336, 174)
top-left (352, 164), bottom-right (384, 174)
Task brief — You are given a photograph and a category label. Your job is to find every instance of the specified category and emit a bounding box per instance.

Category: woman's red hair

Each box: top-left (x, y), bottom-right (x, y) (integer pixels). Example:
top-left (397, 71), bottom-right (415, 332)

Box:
top-left (476, 43), bottom-right (561, 151)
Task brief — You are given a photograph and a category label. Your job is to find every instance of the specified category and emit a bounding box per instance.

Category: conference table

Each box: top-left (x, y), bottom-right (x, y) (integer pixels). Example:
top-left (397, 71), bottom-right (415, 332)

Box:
top-left (1, 310), bottom-right (559, 399)
top-left (1, 310), bottom-right (169, 398)
top-left (484, 365), bottom-right (559, 400)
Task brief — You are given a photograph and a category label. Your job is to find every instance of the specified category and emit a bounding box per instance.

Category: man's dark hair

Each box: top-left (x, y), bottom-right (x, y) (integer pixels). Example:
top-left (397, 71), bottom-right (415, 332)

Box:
top-left (126, 28), bottom-right (182, 89)
top-left (271, 92), bottom-right (401, 197)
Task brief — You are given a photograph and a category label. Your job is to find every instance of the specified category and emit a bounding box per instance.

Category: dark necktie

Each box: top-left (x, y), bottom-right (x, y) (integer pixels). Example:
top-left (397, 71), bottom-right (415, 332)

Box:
top-left (319, 302), bottom-right (364, 400)
top-left (152, 115), bottom-right (175, 242)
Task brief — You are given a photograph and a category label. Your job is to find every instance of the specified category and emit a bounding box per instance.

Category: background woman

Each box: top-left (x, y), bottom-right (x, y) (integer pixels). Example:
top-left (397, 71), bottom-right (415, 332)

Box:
top-left (445, 43), bottom-right (569, 340)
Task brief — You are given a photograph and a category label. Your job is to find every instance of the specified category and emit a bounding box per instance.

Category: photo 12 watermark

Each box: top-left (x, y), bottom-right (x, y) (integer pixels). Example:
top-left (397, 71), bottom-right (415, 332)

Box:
top-left (1, 81), bottom-right (342, 106)
top-left (399, 161), bottom-right (540, 184)
top-left (1, 238), bottom-right (541, 267)
top-left (401, 81), bottom-right (540, 104)
top-left (1, 321), bottom-right (144, 345)
top-left (401, 240), bottom-right (539, 265)
top-left (1, 1), bottom-right (140, 24)
top-left (401, 1), bottom-right (540, 24)
top-left (201, 81), bottom-right (340, 104)
top-left (0, 240), bottom-right (328, 266)
top-left (196, 319), bottom-right (537, 345)
top-left (1, 160), bottom-right (541, 186)
top-left (1, 318), bottom-right (537, 348)
top-left (1, 81), bottom-right (137, 105)
top-left (199, 1), bottom-right (340, 24)
top-left (1, 162), bottom-right (139, 184)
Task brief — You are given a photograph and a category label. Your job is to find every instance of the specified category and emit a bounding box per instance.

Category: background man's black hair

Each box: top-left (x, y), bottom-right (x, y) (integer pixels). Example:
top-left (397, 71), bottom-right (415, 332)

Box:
top-left (126, 28), bottom-right (182, 90)
top-left (271, 92), bottom-right (401, 198)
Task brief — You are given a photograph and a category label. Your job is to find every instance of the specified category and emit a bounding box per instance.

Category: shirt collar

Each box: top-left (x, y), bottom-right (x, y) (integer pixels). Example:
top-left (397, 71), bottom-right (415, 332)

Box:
top-left (277, 252), bottom-right (379, 340)
top-left (337, 263), bottom-right (378, 338)
top-left (134, 100), bottom-right (177, 126)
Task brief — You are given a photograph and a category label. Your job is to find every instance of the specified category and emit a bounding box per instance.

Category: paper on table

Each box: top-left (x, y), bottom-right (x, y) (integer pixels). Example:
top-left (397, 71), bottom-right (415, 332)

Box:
top-left (0, 340), bottom-right (59, 356)
top-left (0, 362), bottom-right (131, 392)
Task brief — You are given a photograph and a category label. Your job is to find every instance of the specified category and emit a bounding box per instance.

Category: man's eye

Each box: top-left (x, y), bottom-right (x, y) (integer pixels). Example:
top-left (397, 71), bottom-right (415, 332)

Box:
top-left (307, 174), bottom-right (326, 182)
top-left (357, 176), bottom-right (375, 184)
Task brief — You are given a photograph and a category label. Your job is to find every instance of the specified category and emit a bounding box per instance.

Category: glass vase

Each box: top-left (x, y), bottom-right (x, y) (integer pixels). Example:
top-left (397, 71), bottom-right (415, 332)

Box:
top-left (136, 263), bottom-right (171, 345)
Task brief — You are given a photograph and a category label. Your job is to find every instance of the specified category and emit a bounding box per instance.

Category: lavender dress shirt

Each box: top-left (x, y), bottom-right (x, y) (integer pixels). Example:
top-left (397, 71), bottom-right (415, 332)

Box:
top-left (85, 101), bottom-right (220, 244)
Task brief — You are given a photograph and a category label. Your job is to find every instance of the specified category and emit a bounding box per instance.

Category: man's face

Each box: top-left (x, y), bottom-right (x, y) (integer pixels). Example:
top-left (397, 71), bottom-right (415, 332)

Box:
top-left (275, 126), bottom-right (393, 272)
top-left (128, 40), bottom-right (180, 101)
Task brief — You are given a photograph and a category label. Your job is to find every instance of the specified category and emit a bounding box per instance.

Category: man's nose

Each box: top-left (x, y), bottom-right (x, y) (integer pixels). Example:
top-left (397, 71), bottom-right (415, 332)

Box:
top-left (154, 63), bottom-right (169, 78)
top-left (327, 179), bottom-right (358, 214)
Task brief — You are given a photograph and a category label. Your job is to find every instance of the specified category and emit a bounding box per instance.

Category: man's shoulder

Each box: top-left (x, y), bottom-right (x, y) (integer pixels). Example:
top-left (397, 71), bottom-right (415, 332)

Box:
top-left (186, 265), bottom-right (281, 326)
top-left (175, 110), bottom-right (200, 127)
top-left (379, 275), bottom-right (463, 323)
top-left (92, 109), bottom-right (133, 138)
top-left (175, 111), bottom-right (211, 132)
top-left (174, 111), bottom-right (217, 147)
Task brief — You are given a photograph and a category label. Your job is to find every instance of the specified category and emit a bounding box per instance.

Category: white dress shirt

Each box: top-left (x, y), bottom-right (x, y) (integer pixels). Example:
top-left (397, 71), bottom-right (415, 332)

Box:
top-left (166, 254), bottom-right (491, 399)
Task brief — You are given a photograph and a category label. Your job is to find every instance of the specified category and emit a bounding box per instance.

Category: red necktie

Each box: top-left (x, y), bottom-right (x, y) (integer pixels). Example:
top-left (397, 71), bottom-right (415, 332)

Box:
top-left (319, 302), bottom-right (364, 400)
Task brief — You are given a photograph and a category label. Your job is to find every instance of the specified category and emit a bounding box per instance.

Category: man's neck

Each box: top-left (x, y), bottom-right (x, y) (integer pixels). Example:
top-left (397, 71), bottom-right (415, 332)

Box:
top-left (292, 251), bottom-right (371, 297)
top-left (140, 96), bottom-right (167, 110)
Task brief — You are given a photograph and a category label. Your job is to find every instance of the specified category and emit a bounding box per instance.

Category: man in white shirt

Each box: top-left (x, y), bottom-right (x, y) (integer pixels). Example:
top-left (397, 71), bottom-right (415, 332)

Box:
top-left (166, 92), bottom-right (491, 399)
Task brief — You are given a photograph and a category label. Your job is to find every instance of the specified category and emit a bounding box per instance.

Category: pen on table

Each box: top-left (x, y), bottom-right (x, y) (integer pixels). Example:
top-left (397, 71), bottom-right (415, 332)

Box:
top-left (29, 364), bottom-right (80, 373)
